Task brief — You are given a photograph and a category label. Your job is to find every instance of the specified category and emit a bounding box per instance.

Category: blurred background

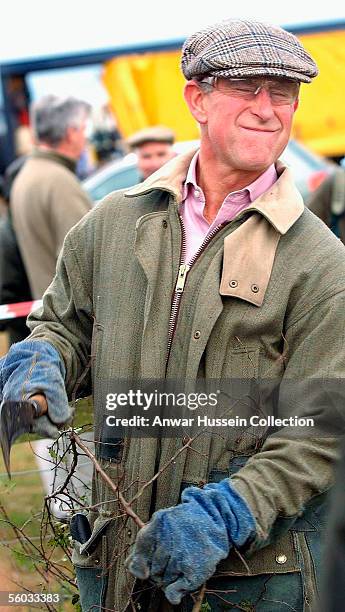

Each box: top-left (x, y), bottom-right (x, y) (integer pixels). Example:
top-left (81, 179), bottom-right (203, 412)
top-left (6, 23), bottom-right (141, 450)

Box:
top-left (0, 1), bottom-right (344, 609)
top-left (0, 1), bottom-right (344, 199)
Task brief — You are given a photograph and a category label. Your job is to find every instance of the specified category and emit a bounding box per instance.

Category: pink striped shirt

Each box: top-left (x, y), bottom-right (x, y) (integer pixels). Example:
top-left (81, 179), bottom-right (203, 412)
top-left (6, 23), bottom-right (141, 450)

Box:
top-left (179, 152), bottom-right (277, 263)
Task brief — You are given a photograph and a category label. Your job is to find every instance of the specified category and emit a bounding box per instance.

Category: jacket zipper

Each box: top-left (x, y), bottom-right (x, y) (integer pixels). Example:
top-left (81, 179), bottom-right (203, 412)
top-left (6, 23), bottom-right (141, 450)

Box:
top-left (166, 216), bottom-right (226, 368)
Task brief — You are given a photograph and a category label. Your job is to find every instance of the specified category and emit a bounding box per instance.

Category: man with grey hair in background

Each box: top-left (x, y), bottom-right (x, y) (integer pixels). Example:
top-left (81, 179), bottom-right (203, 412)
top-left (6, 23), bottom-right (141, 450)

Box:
top-left (11, 95), bottom-right (92, 299)
top-left (9, 95), bottom-right (93, 519)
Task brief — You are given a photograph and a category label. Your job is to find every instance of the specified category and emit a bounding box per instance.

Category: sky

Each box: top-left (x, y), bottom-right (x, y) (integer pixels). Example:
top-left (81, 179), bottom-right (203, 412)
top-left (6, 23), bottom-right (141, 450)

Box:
top-left (1, 0), bottom-right (344, 63)
top-left (27, 65), bottom-right (109, 108)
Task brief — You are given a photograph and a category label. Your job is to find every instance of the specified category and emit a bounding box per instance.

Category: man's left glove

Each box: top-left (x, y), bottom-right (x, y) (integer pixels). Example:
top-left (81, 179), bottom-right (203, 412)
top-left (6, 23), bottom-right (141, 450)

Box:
top-left (125, 478), bottom-right (256, 605)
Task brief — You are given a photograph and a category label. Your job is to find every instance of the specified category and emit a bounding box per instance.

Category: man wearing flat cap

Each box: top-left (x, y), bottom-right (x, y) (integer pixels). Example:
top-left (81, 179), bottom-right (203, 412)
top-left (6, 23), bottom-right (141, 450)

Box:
top-left (0, 19), bottom-right (344, 611)
top-left (126, 125), bottom-right (176, 181)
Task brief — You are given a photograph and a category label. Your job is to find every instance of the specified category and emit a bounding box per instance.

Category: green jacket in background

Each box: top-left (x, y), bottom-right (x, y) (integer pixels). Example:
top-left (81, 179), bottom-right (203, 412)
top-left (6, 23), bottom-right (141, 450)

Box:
top-left (308, 169), bottom-right (345, 243)
top-left (27, 151), bottom-right (345, 610)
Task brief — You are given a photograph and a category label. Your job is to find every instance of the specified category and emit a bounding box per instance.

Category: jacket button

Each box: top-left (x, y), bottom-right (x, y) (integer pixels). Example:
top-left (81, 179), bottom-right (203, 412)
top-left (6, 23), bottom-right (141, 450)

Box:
top-left (193, 330), bottom-right (201, 339)
top-left (94, 558), bottom-right (100, 565)
top-left (162, 219), bottom-right (168, 228)
top-left (229, 280), bottom-right (238, 288)
top-left (251, 284), bottom-right (259, 293)
top-left (127, 529), bottom-right (132, 537)
top-left (276, 554), bottom-right (287, 564)
top-left (182, 436), bottom-right (190, 445)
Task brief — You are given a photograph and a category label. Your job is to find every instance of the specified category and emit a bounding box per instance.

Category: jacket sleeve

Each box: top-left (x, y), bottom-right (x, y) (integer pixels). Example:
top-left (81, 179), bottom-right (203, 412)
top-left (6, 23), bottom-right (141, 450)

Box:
top-left (26, 226), bottom-right (93, 399)
top-left (231, 289), bottom-right (345, 546)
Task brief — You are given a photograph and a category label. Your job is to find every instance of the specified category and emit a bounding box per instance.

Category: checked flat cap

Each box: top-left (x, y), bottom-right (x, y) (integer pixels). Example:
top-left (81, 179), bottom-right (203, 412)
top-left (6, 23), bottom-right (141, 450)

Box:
top-left (181, 19), bottom-right (318, 83)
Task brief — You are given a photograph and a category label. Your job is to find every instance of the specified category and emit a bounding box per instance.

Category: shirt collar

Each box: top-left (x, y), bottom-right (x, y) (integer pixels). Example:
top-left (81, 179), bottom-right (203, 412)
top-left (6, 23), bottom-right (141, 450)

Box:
top-left (182, 150), bottom-right (277, 204)
top-left (182, 151), bottom-right (199, 199)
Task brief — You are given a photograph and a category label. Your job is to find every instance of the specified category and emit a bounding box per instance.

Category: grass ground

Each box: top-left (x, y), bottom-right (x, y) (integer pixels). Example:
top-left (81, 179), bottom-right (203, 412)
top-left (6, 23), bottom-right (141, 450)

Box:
top-left (0, 442), bottom-right (76, 611)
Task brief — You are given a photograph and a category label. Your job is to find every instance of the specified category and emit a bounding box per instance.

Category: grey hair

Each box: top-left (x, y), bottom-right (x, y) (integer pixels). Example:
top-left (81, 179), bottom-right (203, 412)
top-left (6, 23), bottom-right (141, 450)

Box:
top-left (30, 95), bottom-right (91, 146)
top-left (193, 76), bottom-right (215, 93)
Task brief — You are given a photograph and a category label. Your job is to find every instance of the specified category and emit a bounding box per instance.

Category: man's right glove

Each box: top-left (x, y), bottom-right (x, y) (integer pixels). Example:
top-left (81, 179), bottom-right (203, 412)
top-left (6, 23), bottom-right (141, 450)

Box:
top-left (0, 339), bottom-right (72, 438)
top-left (126, 478), bottom-right (256, 605)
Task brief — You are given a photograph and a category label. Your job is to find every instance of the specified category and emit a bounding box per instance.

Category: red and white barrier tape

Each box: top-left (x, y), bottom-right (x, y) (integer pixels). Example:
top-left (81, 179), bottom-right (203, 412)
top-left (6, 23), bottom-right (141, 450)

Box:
top-left (0, 300), bottom-right (43, 322)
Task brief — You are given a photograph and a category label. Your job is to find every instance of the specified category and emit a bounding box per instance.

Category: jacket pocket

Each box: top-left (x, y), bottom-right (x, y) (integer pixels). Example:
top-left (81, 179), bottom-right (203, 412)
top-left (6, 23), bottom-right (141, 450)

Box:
top-left (218, 529), bottom-right (301, 576)
top-left (295, 530), bottom-right (321, 609)
top-left (72, 514), bottom-right (112, 612)
top-left (72, 513), bottom-right (112, 568)
top-left (221, 347), bottom-right (260, 379)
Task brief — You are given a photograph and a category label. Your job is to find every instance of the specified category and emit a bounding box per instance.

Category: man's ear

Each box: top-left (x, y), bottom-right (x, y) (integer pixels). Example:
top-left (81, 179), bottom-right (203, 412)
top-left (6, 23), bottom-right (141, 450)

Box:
top-left (293, 98), bottom-right (299, 112)
top-left (64, 126), bottom-right (73, 144)
top-left (183, 81), bottom-right (209, 124)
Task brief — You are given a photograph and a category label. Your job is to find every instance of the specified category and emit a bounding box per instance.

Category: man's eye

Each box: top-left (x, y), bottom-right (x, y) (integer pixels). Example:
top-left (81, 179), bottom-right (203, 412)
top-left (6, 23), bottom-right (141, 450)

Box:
top-left (270, 89), bottom-right (286, 98)
top-left (232, 85), bottom-right (254, 94)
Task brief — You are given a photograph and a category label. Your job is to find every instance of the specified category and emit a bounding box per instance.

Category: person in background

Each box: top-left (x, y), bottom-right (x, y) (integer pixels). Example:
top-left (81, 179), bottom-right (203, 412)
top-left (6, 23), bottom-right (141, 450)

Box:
top-left (0, 125), bottom-right (34, 345)
top-left (0, 154), bottom-right (32, 345)
top-left (307, 166), bottom-right (345, 243)
top-left (11, 95), bottom-right (92, 299)
top-left (126, 125), bottom-right (176, 180)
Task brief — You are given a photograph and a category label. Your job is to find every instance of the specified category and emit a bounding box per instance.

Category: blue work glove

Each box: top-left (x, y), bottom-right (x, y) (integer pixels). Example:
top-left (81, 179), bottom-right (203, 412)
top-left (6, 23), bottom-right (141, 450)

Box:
top-left (0, 339), bottom-right (72, 438)
top-left (125, 479), bottom-right (256, 605)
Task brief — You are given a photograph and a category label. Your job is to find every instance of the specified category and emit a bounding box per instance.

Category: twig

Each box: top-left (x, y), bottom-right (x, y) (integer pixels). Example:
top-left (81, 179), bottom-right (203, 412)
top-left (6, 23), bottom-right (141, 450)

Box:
top-left (128, 433), bottom-right (201, 506)
top-left (192, 583), bottom-right (207, 611)
top-left (70, 431), bottom-right (145, 529)
top-left (233, 546), bottom-right (251, 574)
top-left (44, 436), bottom-right (79, 501)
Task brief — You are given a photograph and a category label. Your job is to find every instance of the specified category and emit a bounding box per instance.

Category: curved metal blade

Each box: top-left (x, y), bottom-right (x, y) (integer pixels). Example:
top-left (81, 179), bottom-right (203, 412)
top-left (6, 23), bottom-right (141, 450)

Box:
top-left (0, 401), bottom-right (35, 478)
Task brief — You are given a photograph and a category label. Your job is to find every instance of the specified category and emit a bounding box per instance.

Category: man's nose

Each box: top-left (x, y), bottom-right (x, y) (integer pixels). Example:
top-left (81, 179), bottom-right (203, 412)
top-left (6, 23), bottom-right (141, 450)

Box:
top-left (250, 87), bottom-right (275, 119)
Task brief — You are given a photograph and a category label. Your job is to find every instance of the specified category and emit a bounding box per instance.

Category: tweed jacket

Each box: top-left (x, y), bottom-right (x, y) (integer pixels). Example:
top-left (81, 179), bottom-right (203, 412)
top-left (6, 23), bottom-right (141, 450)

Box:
top-left (27, 149), bottom-right (345, 610)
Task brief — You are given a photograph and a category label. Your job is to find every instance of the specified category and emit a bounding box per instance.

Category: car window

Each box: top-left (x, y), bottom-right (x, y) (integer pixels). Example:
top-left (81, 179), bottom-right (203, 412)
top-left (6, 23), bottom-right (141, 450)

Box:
top-left (85, 166), bottom-right (141, 201)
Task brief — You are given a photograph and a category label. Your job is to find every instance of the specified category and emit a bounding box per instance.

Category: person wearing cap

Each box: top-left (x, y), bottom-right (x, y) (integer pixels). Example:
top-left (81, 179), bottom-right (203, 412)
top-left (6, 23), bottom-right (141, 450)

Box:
top-left (0, 18), bottom-right (345, 611)
top-left (126, 125), bottom-right (176, 180)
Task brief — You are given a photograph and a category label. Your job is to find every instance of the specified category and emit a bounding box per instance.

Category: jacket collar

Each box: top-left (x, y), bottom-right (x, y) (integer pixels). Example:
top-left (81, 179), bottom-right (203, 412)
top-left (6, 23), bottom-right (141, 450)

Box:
top-left (31, 148), bottom-right (77, 174)
top-left (125, 149), bottom-right (304, 235)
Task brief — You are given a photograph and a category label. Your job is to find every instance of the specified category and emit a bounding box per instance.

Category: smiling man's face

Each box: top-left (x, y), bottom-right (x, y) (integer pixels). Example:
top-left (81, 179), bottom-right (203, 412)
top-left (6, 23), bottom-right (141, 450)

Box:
top-left (196, 77), bottom-right (299, 175)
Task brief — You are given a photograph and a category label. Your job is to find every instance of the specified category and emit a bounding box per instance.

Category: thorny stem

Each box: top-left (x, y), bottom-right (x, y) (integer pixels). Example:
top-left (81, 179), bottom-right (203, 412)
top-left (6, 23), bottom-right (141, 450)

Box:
top-left (70, 431), bottom-right (145, 529)
top-left (44, 436), bottom-right (79, 502)
top-left (192, 582), bottom-right (207, 612)
top-left (128, 432), bottom-right (201, 506)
